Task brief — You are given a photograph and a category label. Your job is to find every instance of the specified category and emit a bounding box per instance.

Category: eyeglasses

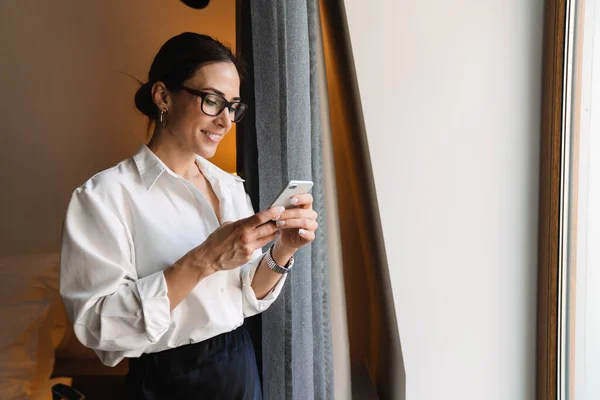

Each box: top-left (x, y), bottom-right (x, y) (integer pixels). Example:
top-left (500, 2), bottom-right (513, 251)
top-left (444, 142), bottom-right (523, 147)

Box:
top-left (182, 87), bottom-right (248, 123)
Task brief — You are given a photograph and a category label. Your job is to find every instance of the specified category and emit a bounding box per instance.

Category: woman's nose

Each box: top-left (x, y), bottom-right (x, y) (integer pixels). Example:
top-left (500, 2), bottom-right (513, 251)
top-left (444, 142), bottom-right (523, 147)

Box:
top-left (215, 107), bottom-right (233, 129)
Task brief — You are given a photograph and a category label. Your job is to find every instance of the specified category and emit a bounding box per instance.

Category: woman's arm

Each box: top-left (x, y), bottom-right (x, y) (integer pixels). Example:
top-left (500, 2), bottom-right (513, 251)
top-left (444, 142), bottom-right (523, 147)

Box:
top-left (61, 188), bottom-right (284, 357)
top-left (164, 206), bottom-right (286, 309)
top-left (250, 240), bottom-right (296, 299)
top-left (163, 257), bottom-right (213, 311)
top-left (60, 189), bottom-right (172, 357)
top-left (248, 192), bottom-right (319, 300)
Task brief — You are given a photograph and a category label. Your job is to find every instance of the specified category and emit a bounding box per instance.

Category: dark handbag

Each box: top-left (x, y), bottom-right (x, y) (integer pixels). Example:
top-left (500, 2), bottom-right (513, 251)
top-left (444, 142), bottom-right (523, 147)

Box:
top-left (51, 383), bottom-right (86, 400)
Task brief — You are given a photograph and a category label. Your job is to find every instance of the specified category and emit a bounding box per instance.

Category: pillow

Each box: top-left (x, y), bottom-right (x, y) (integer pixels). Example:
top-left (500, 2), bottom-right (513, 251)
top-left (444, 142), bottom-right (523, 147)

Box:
top-left (0, 253), bottom-right (68, 400)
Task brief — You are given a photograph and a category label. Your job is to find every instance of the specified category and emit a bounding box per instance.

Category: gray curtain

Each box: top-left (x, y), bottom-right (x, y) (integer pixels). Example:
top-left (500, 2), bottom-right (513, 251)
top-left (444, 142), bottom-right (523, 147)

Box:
top-left (250, 1), bottom-right (334, 399)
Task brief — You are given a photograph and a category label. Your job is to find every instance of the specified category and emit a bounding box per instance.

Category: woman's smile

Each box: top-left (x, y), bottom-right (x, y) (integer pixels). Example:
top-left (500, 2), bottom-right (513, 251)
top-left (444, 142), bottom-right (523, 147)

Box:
top-left (201, 129), bottom-right (224, 143)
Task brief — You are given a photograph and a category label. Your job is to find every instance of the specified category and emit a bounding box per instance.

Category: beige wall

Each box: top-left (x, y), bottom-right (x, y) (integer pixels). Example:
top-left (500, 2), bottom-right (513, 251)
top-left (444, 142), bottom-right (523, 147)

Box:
top-left (343, 0), bottom-right (544, 398)
top-left (0, 0), bottom-right (236, 257)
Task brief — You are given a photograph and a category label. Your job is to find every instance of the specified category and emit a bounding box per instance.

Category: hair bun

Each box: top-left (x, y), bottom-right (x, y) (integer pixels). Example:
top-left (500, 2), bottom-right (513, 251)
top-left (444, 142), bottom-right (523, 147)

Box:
top-left (134, 82), bottom-right (157, 119)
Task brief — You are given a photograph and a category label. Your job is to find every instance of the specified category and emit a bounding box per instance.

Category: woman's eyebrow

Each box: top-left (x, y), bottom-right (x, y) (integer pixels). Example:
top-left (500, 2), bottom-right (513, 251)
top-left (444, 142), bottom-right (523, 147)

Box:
top-left (200, 87), bottom-right (241, 101)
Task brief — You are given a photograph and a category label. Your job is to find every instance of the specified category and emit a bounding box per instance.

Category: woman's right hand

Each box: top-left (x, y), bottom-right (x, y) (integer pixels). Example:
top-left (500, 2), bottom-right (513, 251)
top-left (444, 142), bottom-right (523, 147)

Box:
top-left (165, 206), bottom-right (285, 310)
top-left (187, 206), bottom-right (286, 275)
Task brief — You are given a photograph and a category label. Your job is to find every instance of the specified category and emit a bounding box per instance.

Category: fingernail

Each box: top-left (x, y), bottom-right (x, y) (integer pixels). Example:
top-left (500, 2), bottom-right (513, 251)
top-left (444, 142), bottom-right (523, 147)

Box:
top-left (290, 197), bottom-right (299, 205)
top-left (299, 229), bottom-right (307, 236)
top-left (278, 206), bottom-right (286, 213)
top-left (276, 220), bottom-right (286, 227)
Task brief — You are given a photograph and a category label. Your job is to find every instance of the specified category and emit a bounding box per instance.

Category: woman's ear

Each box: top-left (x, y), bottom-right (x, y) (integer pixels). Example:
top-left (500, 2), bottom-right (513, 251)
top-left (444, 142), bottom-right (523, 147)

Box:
top-left (151, 81), bottom-right (171, 111)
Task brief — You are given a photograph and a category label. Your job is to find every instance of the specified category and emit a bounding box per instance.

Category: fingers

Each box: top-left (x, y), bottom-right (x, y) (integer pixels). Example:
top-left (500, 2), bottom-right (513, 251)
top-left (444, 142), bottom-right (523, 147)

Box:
top-left (289, 193), bottom-right (313, 209)
top-left (242, 224), bottom-right (279, 259)
top-left (277, 208), bottom-right (318, 222)
top-left (298, 229), bottom-right (315, 242)
top-left (245, 206), bottom-right (286, 228)
top-left (254, 220), bottom-right (279, 239)
top-left (256, 230), bottom-right (280, 249)
top-left (275, 218), bottom-right (318, 231)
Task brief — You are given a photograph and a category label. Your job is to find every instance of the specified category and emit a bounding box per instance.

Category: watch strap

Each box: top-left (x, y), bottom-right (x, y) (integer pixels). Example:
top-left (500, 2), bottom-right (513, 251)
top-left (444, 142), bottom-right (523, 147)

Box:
top-left (265, 244), bottom-right (294, 274)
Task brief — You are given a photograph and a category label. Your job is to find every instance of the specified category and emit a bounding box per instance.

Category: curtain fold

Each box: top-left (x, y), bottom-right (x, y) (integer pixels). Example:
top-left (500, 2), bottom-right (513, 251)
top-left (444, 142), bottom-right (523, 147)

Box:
top-left (249, 1), bottom-right (333, 399)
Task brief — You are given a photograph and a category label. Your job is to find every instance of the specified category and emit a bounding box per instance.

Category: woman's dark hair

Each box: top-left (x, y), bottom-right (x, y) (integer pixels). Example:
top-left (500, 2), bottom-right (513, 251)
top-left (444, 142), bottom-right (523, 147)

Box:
top-left (134, 32), bottom-right (245, 120)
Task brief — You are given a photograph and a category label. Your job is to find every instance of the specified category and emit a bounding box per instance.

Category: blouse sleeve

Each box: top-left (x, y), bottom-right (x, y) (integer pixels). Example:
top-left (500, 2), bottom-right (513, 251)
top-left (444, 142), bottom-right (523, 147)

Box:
top-left (59, 188), bottom-right (171, 364)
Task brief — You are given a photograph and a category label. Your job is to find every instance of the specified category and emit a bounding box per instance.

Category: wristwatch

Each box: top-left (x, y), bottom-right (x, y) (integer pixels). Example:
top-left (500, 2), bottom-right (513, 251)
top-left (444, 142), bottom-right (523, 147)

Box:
top-left (265, 243), bottom-right (294, 274)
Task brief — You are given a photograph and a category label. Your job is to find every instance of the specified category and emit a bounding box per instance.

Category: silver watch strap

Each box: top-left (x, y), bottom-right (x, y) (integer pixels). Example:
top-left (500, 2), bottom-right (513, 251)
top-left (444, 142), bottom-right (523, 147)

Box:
top-left (265, 244), bottom-right (294, 274)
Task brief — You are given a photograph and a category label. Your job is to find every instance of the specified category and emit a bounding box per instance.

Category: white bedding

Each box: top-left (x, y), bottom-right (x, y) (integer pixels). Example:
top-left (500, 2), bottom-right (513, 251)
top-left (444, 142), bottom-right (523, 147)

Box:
top-left (0, 253), bottom-right (71, 400)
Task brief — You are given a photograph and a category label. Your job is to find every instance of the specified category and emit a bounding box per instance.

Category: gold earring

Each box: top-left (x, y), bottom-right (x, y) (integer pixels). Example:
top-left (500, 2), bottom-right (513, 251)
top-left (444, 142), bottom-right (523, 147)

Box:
top-left (159, 109), bottom-right (168, 128)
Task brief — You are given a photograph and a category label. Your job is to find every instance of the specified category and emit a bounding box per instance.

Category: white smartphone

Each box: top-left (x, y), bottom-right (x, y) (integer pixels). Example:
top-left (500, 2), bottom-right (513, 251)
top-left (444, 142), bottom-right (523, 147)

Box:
top-left (269, 180), bottom-right (314, 209)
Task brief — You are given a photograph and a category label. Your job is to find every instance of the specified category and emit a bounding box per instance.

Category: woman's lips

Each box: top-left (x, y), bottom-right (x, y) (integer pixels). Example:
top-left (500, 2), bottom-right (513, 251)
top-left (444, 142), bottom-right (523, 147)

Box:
top-left (202, 130), bottom-right (223, 143)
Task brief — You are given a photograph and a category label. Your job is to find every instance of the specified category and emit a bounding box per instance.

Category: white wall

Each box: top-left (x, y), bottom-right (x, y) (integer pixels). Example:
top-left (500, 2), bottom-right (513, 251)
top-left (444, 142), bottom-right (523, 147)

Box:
top-left (343, 1), bottom-right (544, 399)
top-left (0, 0), bottom-right (236, 257)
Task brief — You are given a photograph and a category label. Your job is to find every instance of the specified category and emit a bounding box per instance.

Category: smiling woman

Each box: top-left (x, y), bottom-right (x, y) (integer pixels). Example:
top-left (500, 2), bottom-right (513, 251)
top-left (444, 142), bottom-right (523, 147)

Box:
top-left (133, 33), bottom-right (246, 159)
top-left (145, 60), bottom-right (241, 158)
top-left (59, 32), bottom-right (319, 400)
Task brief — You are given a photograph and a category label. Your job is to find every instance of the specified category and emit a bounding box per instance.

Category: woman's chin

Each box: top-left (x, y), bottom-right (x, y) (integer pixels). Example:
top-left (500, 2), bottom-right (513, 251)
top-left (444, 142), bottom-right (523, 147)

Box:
top-left (194, 144), bottom-right (217, 159)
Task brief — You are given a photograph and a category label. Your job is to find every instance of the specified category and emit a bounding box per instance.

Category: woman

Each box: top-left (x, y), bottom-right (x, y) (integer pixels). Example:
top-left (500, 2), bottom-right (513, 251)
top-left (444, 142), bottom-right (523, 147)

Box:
top-left (59, 32), bottom-right (318, 399)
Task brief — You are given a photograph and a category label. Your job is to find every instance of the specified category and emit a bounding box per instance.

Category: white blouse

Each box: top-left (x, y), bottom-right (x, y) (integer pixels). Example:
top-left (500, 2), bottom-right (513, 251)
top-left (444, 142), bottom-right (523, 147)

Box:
top-left (59, 144), bottom-right (286, 367)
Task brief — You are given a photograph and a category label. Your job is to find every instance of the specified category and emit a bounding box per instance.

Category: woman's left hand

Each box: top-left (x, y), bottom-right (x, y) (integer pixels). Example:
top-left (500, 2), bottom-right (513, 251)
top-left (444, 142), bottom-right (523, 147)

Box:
top-left (274, 193), bottom-right (318, 251)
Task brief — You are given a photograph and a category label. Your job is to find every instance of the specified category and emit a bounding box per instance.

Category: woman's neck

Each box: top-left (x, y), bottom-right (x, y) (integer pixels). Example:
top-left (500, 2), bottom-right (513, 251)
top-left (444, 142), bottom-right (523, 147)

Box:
top-left (147, 128), bottom-right (200, 179)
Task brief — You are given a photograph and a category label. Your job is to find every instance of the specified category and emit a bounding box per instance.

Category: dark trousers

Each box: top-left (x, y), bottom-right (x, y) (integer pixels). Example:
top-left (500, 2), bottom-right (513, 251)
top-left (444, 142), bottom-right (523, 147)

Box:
top-left (126, 326), bottom-right (263, 400)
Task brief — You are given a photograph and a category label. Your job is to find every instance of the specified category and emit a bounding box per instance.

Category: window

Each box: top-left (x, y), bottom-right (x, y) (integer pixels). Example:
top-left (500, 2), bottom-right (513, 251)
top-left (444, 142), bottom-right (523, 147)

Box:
top-left (551, 0), bottom-right (600, 398)
top-left (564, 0), bottom-right (600, 398)
top-left (537, 0), bottom-right (600, 399)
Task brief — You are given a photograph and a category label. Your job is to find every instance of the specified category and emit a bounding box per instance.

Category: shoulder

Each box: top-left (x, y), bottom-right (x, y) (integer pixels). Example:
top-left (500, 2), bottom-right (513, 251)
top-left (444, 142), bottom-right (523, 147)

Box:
top-left (71, 158), bottom-right (140, 208)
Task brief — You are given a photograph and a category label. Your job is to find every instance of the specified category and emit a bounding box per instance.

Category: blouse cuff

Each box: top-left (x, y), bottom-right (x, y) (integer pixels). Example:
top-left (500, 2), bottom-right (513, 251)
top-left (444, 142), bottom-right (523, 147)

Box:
top-left (135, 272), bottom-right (171, 343)
top-left (241, 253), bottom-right (287, 315)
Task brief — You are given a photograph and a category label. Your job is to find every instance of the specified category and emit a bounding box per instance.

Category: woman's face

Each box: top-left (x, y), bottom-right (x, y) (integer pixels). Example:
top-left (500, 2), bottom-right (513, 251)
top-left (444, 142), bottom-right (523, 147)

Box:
top-left (163, 61), bottom-right (241, 159)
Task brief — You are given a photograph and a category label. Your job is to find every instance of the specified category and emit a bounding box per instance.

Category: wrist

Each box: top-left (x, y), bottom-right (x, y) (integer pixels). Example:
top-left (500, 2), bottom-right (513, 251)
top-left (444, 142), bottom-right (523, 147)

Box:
top-left (272, 239), bottom-right (297, 266)
top-left (182, 246), bottom-right (215, 281)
